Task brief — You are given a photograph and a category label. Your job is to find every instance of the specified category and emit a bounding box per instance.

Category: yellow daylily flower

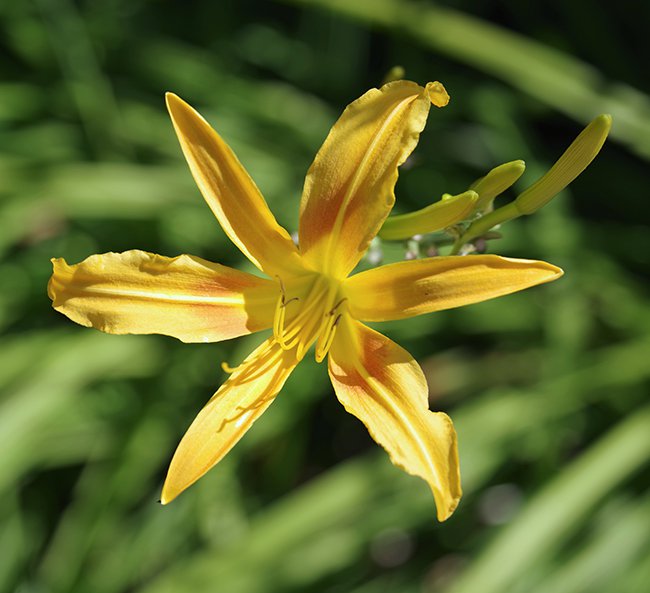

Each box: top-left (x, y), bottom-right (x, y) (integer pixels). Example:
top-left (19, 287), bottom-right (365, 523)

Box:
top-left (48, 80), bottom-right (563, 521)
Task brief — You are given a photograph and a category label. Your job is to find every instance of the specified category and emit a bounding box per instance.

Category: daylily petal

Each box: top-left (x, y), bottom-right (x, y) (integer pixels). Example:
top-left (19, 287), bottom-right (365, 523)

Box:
top-left (48, 250), bottom-right (277, 343)
top-left (346, 255), bottom-right (563, 321)
top-left (166, 93), bottom-right (305, 278)
top-left (328, 318), bottom-right (461, 521)
top-left (299, 80), bottom-right (449, 278)
top-left (161, 338), bottom-right (298, 504)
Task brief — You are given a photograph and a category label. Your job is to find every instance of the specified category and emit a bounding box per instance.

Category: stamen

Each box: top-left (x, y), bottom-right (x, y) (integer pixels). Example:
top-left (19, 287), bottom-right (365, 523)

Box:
top-left (273, 296), bottom-right (289, 348)
top-left (217, 366), bottom-right (286, 431)
top-left (314, 296), bottom-right (347, 363)
top-left (307, 285), bottom-right (340, 361)
top-left (271, 274), bottom-right (345, 362)
top-left (296, 308), bottom-right (323, 360)
top-left (221, 342), bottom-right (284, 389)
top-left (328, 297), bottom-right (347, 315)
top-left (295, 286), bottom-right (332, 359)
top-left (273, 275), bottom-right (328, 353)
top-left (315, 314), bottom-right (342, 363)
top-left (280, 295), bottom-right (320, 343)
top-left (221, 361), bottom-right (238, 374)
top-left (276, 275), bottom-right (287, 300)
top-left (273, 275), bottom-right (301, 349)
top-left (235, 348), bottom-right (282, 384)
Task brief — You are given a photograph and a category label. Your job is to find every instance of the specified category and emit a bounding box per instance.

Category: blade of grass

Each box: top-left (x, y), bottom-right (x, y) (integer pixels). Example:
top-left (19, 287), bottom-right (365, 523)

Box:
top-left (531, 499), bottom-right (650, 593)
top-left (32, 0), bottom-right (126, 157)
top-left (0, 332), bottom-right (160, 493)
top-left (445, 406), bottom-right (650, 593)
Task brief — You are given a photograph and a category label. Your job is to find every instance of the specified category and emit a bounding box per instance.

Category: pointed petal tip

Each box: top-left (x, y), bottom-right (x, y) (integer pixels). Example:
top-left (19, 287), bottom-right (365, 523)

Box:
top-left (165, 92), bottom-right (196, 121)
top-left (545, 262), bottom-right (564, 280)
top-left (503, 257), bottom-right (564, 283)
top-left (437, 494), bottom-right (462, 522)
top-left (159, 482), bottom-right (178, 506)
top-left (433, 411), bottom-right (462, 522)
top-left (165, 92), bottom-right (184, 113)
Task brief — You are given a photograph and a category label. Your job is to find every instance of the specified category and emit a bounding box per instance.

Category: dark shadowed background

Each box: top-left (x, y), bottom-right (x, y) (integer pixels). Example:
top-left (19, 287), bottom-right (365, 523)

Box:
top-left (1, 1), bottom-right (648, 591)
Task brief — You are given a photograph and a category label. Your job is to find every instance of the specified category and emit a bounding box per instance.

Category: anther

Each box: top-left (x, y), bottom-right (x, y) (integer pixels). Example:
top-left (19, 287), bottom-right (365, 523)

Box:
top-left (328, 297), bottom-right (348, 316)
top-left (221, 361), bottom-right (238, 373)
top-left (276, 276), bottom-right (300, 306)
top-left (276, 275), bottom-right (286, 295)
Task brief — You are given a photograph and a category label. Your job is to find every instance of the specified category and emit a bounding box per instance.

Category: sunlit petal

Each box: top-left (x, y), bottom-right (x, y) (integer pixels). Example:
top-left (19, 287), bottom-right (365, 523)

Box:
top-left (328, 318), bottom-right (461, 521)
top-left (166, 93), bottom-right (305, 277)
top-left (299, 80), bottom-right (449, 278)
top-left (346, 255), bottom-right (563, 321)
top-left (161, 338), bottom-right (298, 503)
top-left (48, 250), bottom-right (277, 343)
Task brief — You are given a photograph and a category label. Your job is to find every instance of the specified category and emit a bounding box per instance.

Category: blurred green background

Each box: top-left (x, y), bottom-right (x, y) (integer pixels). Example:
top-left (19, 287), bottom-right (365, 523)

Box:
top-left (1, 0), bottom-right (648, 592)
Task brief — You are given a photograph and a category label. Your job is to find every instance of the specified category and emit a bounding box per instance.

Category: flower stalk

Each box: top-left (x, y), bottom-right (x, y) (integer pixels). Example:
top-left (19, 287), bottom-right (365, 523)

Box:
top-left (378, 114), bottom-right (611, 257)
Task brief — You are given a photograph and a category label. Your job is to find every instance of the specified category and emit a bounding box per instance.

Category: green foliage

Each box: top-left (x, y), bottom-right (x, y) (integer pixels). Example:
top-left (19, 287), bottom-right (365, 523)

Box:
top-left (0, 1), bottom-right (647, 592)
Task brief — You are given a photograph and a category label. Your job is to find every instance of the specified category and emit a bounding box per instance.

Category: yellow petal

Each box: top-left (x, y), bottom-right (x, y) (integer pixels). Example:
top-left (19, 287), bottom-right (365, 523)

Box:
top-left (48, 250), bottom-right (277, 343)
top-left (161, 338), bottom-right (298, 504)
top-left (166, 93), bottom-right (305, 278)
top-left (378, 190), bottom-right (478, 240)
top-left (328, 318), bottom-right (461, 521)
top-left (346, 255), bottom-right (563, 321)
top-left (299, 80), bottom-right (448, 278)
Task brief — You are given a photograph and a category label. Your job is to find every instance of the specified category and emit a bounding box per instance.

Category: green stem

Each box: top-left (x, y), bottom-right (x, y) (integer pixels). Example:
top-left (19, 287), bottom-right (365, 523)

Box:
top-left (450, 201), bottom-right (520, 254)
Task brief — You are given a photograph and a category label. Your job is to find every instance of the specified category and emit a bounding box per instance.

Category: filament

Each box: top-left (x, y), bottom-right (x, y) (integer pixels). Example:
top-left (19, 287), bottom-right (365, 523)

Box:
top-left (270, 273), bottom-right (346, 362)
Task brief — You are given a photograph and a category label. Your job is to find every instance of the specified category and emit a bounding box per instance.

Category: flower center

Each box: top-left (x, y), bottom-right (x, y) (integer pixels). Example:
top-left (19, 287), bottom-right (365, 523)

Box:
top-left (273, 274), bottom-right (346, 362)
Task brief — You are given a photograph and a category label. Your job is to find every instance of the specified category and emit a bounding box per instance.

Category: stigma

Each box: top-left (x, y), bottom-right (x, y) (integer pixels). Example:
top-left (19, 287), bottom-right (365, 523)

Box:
top-left (272, 274), bottom-right (346, 363)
